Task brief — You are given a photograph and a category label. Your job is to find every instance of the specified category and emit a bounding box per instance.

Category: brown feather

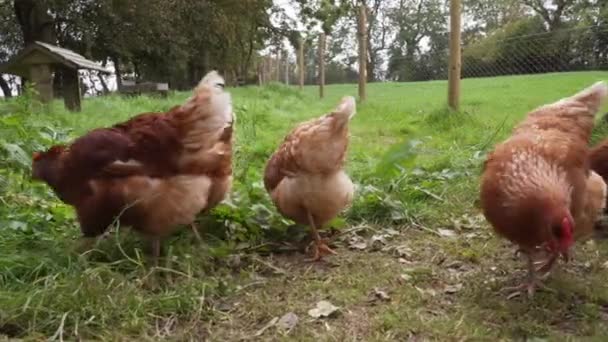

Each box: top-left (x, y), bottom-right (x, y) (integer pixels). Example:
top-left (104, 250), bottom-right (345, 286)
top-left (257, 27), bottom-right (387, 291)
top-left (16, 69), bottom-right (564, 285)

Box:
top-left (264, 96), bottom-right (356, 227)
top-left (31, 71), bottom-right (234, 241)
top-left (480, 82), bottom-right (607, 251)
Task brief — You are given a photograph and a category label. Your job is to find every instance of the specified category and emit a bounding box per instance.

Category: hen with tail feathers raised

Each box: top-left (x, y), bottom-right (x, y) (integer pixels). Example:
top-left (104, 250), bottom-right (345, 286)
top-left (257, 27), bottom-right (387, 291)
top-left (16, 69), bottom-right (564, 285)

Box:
top-left (32, 71), bottom-right (234, 266)
top-left (264, 96), bottom-right (356, 261)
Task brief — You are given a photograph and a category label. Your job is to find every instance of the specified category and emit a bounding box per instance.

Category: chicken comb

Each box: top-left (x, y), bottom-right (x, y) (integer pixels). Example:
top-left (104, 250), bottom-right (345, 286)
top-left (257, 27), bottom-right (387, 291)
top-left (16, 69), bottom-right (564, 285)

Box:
top-left (32, 151), bottom-right (42, 161)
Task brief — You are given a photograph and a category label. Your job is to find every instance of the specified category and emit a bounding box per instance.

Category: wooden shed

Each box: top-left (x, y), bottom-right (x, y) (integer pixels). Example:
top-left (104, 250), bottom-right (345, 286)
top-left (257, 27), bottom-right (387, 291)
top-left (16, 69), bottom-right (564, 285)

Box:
top-left (0, 41), bottom-right (110, 112)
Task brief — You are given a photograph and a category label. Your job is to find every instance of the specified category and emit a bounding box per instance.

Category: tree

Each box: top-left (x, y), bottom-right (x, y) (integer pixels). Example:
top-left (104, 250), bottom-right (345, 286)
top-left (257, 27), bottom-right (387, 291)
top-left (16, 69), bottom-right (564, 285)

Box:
top-left (13, 0), bottom-right (57, 45)
top-left (20, 0), bottom-right (276, 90)
top-left (358, 0), bottom-right (391, 81)
top-left (0, 1), bottom-right (22, 97)
top-left (387, 0), bottom-right (446, 81)
top-left (521, 0), bottom-right (584, 30)
top-left (463, 0), bottom-right (527, 40)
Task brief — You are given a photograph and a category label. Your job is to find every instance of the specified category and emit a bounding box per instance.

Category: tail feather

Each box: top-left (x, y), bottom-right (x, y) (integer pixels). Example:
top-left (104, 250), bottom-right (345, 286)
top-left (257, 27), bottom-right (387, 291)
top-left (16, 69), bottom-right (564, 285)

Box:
top-left (183, 70), bottom-right (233, 124)
top-left (196, 70), bottom-right (226, 93)
top-left (558, 81), bottom-right (608, 116)
top-left (331, 96), bottom-right (356, 126)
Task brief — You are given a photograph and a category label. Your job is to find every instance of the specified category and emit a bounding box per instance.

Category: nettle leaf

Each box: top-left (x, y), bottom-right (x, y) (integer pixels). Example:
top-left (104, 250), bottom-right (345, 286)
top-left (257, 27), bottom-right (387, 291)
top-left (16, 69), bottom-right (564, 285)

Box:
top-left (326, 217), bottom-right (347, 229)
top-left (0, 115), bottom-right (24, 127)
top-left (7, 220), bottom-right (29, 231)
top-left (375, 139), bottom-right (422, 178)
top-left (0, 141), bottom-right (31, 168)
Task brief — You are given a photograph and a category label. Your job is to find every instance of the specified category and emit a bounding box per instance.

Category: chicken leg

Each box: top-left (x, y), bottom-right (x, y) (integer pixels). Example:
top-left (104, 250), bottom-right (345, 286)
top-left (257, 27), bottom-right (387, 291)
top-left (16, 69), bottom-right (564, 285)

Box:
top-left (191, 223), bottom-right (203, 243)
top-left (150, 238), bottom-right (161, 268)
top-left (306, 210), bottom-right (337, 262)
top-left (502, 249), bottom-right (556, 299)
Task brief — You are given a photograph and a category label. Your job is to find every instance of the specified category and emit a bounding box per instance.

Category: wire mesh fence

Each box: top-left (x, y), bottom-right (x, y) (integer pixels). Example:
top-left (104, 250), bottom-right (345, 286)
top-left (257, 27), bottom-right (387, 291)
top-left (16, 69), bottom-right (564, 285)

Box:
top-left (462, 25), bottom-right (608, 79)
top-left (386, 25), bottom-right (608, 83)
top-left (257, 23), bottom-right (608, 90)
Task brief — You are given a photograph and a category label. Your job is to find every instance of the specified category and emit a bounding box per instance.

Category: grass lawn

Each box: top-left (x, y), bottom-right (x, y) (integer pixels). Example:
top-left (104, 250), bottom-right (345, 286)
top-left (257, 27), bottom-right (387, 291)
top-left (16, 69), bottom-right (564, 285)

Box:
top-left (1, 71), bottom-right (608, 340)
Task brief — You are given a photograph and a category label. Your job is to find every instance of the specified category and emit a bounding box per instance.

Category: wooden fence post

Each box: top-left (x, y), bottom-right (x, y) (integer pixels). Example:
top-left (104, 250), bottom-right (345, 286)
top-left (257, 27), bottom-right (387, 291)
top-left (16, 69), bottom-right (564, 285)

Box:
top-left (298, 38), bottom-right (305, 90)
top-left (285, 56), bottom-right (290, 85)
top-left (268, 55), bottom-right (273, 83)
top-left (318, 32), bottom-right (326, 99)
top-left (448, 0), bottom-right (462, 111)
top-left (358, 4), bottom-right (367, 102)
top-left (276, 49), bottom-right (282, 82)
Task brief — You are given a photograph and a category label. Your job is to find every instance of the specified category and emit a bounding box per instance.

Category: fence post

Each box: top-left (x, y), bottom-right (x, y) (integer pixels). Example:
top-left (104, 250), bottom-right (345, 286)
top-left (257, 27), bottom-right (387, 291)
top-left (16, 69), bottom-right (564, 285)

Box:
top-left (276, 49), bottom-right (282, 82)
top-left (358, 4), bottom-right (367, 102)
top-left (264, 56), bottom-right (270, 85)
top-left (298, 38), bottom-right (305, 90)
top-left (285, 55), bottom-right (289, 85)
top-left (318, 32), bottom-right (326, 99)
top-left (448, 0), bottom-right (462, 111)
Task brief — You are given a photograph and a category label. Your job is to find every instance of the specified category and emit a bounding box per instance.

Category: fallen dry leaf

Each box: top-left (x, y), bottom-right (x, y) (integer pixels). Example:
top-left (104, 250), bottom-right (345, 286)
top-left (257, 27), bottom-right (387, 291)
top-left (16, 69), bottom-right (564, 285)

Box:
top-left (387, 245), bottom-right (413, 258)
top-left (438, 229), bottom-right (457, 238)
top-left (370, 235), bottom-right (388, 249)
top-left (444, 284), bottom-right (463, 294)
top-left (349, 241), bottom-right (367, 250)
top-left (308, 300), bottom-right (340, 319)
top-left (370, 288), bottom-right (391, 302)
top-left (277, 312), bottom-right (298, 332)
top-left (254, 317), bottom-right (278, 337)
top-left (347, 236), bottom-right (368, 251)
top-left (415, 286), bottom-right (437, 297)
top-left (399, 273), bottom-right (413, 282)
top-left (383, 228), bottom-right (400, 237)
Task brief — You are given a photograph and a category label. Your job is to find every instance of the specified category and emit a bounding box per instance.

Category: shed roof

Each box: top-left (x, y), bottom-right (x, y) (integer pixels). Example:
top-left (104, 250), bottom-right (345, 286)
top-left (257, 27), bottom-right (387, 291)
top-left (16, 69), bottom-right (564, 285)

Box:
top-left (0, 41), bottom-right (110, 77)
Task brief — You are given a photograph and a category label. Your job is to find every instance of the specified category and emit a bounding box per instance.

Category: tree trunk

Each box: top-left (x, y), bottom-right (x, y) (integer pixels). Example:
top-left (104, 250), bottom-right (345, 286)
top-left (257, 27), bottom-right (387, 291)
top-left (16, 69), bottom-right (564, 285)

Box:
top-left (448, 0), bottom-right (462, 111)
top-left (111, 55), bottom-right (123, 91)
top-left (276, 49), bottom-right (282, 82)
top-left (14, 0), bottom-right (57, 45)
top-left (14, 0), bottom-right (58, 98)
top-left (0, 76), bottom-right (12, 98)
top-left (366, 56), bottom-right (375, 82)
top-left (358, 5), bottom-right (368, 102)
top-left (298, 38), bottom-right (304, 90)
top-left (63, 67), bottom-right (81, 112)
top-left (285, 57), bottom-right (289, 85)
top-left (98, 72), bottom-right (109, 94)
top-left (318, 33), bottom-right (326, 99)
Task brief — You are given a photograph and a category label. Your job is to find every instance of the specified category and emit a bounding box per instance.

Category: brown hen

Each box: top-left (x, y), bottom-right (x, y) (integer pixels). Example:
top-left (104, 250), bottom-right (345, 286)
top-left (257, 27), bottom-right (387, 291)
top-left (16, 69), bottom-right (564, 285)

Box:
top-left (480, 81), bottom-right (608, 297)
top-left (264, 96), bottom-right (356, 261)
top-left (32, 71), bottom-right (233, 265)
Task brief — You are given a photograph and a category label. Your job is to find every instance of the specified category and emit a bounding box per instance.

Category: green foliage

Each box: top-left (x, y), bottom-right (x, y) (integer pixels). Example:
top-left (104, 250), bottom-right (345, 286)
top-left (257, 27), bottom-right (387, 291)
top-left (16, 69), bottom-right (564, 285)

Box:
top-left (1, 0), bottom-right (276, 89)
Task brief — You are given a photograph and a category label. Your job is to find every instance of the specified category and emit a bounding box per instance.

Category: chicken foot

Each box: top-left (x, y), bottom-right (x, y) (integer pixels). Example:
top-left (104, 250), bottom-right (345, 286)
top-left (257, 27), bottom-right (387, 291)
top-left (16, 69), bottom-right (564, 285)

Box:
top-left (74, 231), bottom-right (113, 254)
top-left (191, 223), bottom-right (203, 243)
top-left (150, 238), bottom-right (161, 268)
top-left (502, 250), bottom-right (556, 299)
top-left (306, 210), bottom-right (337, 262)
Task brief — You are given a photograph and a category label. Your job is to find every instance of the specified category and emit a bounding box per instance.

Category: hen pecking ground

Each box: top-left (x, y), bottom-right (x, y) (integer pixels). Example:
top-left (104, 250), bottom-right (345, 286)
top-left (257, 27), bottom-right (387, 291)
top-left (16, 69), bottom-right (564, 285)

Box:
top-left (1, 71), bottom-right (608, 340)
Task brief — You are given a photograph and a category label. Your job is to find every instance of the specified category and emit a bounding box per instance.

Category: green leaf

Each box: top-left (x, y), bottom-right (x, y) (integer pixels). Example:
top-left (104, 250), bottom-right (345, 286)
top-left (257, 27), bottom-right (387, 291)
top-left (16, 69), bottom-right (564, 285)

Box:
top-left (375, 139), bottom-right (422, 178)
top-left (1, 141), bottom-right (31, 168)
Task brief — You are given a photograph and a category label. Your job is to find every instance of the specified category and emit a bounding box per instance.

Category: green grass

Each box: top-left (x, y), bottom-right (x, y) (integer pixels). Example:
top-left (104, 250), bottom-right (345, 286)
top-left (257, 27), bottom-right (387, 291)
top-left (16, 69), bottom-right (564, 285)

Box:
top-left (2, 71), bottom-right (608, 340)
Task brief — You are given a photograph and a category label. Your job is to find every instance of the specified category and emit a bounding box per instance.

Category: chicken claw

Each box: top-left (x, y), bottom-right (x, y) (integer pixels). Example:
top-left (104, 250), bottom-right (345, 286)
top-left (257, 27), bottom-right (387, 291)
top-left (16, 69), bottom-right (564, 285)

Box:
top-left (307, 240), bottom-right (338, 262)
top-left (502, 251), bottom-right (556, 299)
top-left (501, 279), bottom-right (555, 300)
top-left (306, 210), bottom-right (337, 262)
top-left (191, 223), bottom-right (203, 243)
